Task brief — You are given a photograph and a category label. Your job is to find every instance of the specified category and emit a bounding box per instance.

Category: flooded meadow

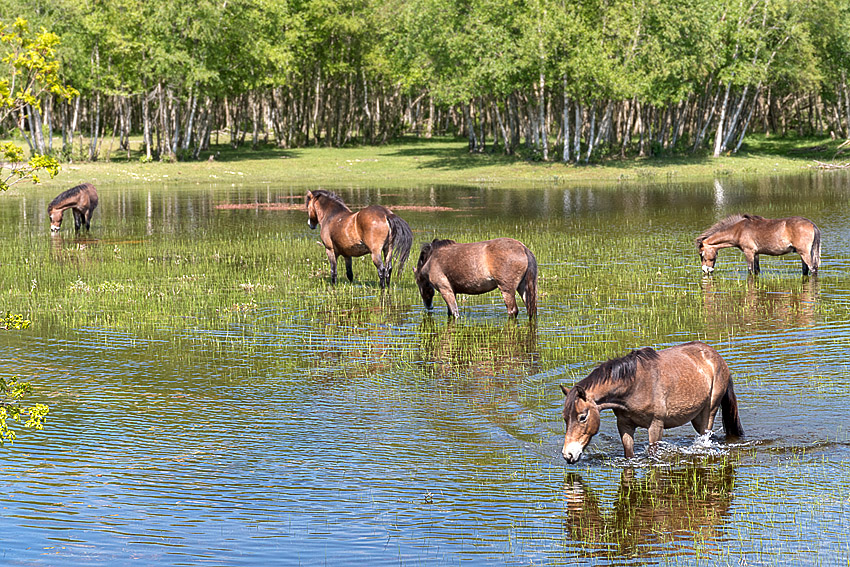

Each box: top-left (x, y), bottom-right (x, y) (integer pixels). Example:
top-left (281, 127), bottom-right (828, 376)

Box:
top-left (1, 173), bottom-right (849, 565)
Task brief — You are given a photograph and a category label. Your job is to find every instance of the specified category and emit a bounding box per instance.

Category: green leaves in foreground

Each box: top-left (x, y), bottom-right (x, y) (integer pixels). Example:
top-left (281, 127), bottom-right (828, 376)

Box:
top-left (1, 376), bottom-right (49, 446)
top-left (1, 312), bottom-right (48, 446)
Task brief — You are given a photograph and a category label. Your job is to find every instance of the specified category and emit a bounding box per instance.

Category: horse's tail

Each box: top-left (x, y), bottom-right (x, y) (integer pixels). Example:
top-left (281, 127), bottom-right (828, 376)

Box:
top-left (810, 223), bottom-right (821, 272)
top-left (721, 379), bottom-right (744, 438)
top-left (387, 213), bottom-right (413, 275)
top-left (520, 247), bottom-right (538, 318)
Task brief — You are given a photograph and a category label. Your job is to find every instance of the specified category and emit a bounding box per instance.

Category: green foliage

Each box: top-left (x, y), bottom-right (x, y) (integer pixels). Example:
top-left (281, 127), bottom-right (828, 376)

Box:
top-left (0, 18), bottom-right (74, 190)
top-left (0, 375), bottom-right (49, 446)
top-left (0, 312), bottom-right (46, 447)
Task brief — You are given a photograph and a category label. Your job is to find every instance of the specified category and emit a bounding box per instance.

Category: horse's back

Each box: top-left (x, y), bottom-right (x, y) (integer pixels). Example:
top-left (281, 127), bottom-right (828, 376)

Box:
top-left (654, 341), bottom-right (729, 394)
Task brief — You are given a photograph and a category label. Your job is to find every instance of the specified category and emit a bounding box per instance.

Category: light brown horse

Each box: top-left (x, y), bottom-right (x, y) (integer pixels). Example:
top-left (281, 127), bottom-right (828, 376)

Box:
top-left (48, 183), bottom-right (99, 233)
top-left (696, 214), bottom-right (821, 275)
top-left (560, 341), bottom-right (743, 463)
top-left (414, 238), bottom-right (538, 318)
top-left (305, 190), bottom-right (413, 288)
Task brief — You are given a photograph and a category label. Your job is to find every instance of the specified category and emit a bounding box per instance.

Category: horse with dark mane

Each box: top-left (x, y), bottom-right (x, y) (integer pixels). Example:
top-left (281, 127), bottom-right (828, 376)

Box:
top-left (305, 190), bottom-right (413, 288)
top-left (414, 237), bottom-right (538, 318)
top-left (48, 183), bottom-right (99, 233)
top-left (560, 341), bottom-right (743, 462)
top-left (696, 214), bottom-right (820, 275)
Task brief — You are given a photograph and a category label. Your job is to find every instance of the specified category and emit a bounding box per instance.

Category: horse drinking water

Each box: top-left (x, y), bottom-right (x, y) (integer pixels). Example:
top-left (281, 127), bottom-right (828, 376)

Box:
top-left (47, 183), bottom-right (99, 233)
top-left (560, 341), bottom-right (743, 463)
top-left (305, 190), bottom-right (413, 288)
top-left (696, 214), bottom-right (821, 275)
top-left (414, 238), bottom-right (538, 318)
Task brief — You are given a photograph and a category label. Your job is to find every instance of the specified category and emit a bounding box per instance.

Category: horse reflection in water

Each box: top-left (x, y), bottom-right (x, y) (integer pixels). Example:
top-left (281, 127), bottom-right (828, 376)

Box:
top-left (702, 276), bottom-right (819, 335)
top-left (417, 318), bottom-right (540, 435)
top-left (563, 464), bottom-right (734, 560)
top-left (418, 317), bottom-right (539, 379)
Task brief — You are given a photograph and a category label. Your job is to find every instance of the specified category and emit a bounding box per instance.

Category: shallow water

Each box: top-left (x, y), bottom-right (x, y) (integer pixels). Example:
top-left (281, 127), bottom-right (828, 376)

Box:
top-left (1, 172), bottom-right (850, 565)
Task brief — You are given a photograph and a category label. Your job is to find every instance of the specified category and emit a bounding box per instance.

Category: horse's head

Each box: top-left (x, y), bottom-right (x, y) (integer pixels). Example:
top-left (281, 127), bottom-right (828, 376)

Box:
top-left (560, 384), bottom-right (601, 464)
top-left (414, 243), bottom-right (435, 308)
top-left (696, 238), bottom-right (717, 274)
top-left (48, 206), bottom-right (63, 232)
top-left (305, 191), bottom-right (320, 229)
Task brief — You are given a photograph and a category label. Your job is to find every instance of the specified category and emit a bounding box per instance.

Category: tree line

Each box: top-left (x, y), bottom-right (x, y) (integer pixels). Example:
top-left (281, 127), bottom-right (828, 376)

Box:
top-left (2, 0), bottom-right (850, 163)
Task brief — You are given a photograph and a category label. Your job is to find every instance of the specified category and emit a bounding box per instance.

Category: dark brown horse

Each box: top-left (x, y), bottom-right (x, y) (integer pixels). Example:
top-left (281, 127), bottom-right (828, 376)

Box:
top-left (696, 214), bottom-right (821, 275)
top-left (48, 183), bottom-right (99, 233)
top-left (305, 190), bottom-right (413, 288)
top-left (414, 238), bottom-right (538, 318)
top-left (560, 341), bottom-right (743, 463)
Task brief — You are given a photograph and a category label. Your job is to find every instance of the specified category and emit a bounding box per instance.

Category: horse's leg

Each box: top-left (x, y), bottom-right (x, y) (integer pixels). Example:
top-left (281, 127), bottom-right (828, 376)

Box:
top-left (345, 257), bottom-right (354, 282)
top-left (383, 247), bottom-right (394, 288)
top-left (616, 419), bottom-right (636, 459)
top-left (499, 286), bottom-right (519, 317)
top-left (73, 209), bottom-right (83, 232)
top-left (370, 250), bottom-right (387, 288)
top-left (437, 286), bottom-right (460, 318)
top-left (325, 249), bottom-right (339, 284)
top-left (647, 419), bottom-right (664, 454)
top-left (799, 249), bottom-right (814, 275)
top-left (744, 249), bottom-right (759, 274)
top-left (691, 412), bottom-right (712, 436)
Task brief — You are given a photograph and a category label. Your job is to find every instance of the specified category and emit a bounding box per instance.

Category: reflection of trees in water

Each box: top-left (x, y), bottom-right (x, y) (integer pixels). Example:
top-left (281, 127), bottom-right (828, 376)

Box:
top-left (702, 276), bottom-right (819, 337)
top-left (564, 464), bottom-right (735, 561)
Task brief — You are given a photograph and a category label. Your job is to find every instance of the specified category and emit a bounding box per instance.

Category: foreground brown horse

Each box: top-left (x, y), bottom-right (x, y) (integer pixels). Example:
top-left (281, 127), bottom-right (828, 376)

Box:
top-left (414, 238), bottom-right (538, 318)
top-left (48, 183), bottom-right (99, 232)
top-left (305, 190), bottom-right (413, 288)
top-left (696, 214), bottom-right (821, 275)
top-left (560, 341), bottom-right (743, 463)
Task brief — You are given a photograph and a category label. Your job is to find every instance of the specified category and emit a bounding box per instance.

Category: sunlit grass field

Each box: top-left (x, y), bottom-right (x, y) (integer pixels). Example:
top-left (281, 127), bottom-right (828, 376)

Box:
top-left (4, 134), bottom-right (847, 192)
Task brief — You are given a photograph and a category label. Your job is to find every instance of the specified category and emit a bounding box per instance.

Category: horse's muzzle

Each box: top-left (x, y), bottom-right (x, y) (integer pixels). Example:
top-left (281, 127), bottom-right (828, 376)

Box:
top-left (50, 226), bottom-right (61, 233)
top-left (701, 265), bottom-right (714, 275)
top-left (562, 442), bottom-right (584, 464)
top-left (307, 220), bottom-right (317, 230)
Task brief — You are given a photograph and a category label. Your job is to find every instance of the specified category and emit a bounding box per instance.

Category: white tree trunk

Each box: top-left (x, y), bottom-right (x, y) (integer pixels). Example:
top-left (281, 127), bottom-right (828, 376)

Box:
top-left (562, 79), bottom-right (570, 163)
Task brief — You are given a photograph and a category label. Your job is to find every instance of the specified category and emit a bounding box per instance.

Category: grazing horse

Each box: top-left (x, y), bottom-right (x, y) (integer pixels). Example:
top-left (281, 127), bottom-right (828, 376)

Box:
top-left (696, 214), bottom-right (821, 275)
top-left (305, 190), bottom-right (413, 288)
top-left (48, 183), bottom-right (99, 232)
top-left (414, 238), bottom-right (538, 318)
top-left (560, 341), bottom-right (743, 463)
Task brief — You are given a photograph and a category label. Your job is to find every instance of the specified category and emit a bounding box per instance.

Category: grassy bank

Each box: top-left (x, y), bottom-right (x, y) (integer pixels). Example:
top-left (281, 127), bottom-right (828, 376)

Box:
top-left (6, 134), bottom-right (849, 192)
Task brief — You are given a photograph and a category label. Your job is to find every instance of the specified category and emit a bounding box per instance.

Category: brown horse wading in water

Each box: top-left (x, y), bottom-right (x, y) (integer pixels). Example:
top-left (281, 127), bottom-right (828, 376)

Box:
top-left (48, 183), bottom-right (99, 233)
top-left (696, 214), bottom-right (821, 275)
top-left (560, 341), bottom-right (743, 463)
top-left (305, 190), bottom-right (413, 288)
top-left (414, 238), bottom-right (538, 318)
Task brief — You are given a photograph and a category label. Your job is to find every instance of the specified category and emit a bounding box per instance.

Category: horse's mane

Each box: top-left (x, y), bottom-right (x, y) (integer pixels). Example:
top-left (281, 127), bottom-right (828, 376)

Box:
top-left (308, 189), bottom-right (349, 209)
top-left (416, 238), bottom-right (456, 269)
top-left (696, 214), bottom-right (764, 244)
top-left (48, 184), bottom-right (89, 211)
top-left (578, 347), bottom-right (659, 388)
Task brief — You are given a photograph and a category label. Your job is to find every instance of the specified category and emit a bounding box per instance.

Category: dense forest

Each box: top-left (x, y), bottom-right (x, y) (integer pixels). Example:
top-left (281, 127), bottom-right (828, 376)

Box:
top-left (2, 0), bottom-right (850, 163)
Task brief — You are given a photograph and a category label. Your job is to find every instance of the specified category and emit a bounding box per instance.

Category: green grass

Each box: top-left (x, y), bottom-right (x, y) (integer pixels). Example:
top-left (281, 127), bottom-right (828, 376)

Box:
top-left (5, 134), bottom-right (848, 192)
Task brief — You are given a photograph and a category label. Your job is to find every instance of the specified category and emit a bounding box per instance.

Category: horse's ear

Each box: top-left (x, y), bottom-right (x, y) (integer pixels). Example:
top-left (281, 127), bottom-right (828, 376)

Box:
top-left (574, 386), bottom-right (587, 401)
top-left (560, 384), bottom-right (570, 396)
top-left (305, 191), bottom-right (314, 203)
